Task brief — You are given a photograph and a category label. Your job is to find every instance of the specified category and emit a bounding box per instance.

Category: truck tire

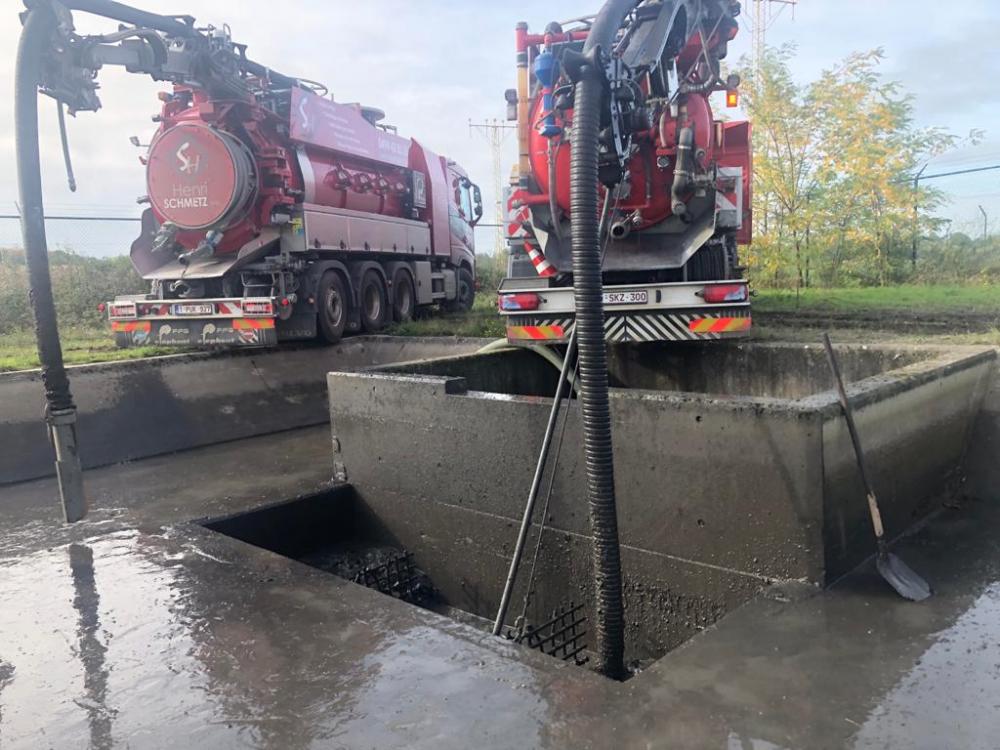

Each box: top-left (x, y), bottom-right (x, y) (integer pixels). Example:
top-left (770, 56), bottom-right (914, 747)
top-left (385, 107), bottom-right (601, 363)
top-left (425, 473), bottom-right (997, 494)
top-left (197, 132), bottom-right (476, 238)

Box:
top-left (360, 270), bottom-right (388, 333)
top-left (392, 271), bottom-right (415, 323)
top-left (446, 267), bottom-right (475, 312)
top-left (687, 241), bottom-right (727, 281)
top-left (317, 271), bottom-right (348, 344)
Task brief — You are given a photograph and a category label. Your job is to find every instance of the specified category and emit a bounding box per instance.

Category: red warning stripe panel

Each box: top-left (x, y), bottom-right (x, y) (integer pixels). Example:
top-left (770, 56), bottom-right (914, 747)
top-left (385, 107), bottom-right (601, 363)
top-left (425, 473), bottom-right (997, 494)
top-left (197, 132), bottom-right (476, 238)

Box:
top-left (507, 324), bottom-right (566, 341)
top-left (232, 318), bottom-right (276, 330)
top-left (111, 321), bottom-right (152, 333)
top-left (688, 316), bottom-right (751, 334)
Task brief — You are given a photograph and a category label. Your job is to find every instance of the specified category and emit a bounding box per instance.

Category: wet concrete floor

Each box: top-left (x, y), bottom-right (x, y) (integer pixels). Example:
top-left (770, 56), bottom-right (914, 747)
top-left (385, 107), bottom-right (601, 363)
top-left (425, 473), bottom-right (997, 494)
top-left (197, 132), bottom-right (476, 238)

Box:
top-left (1, 426), bottom-right (999, 749)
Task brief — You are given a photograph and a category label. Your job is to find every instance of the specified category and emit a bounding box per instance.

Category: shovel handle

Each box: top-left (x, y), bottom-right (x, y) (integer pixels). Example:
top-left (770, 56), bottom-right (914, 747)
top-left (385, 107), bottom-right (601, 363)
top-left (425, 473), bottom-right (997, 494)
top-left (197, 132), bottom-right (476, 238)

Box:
top-left (823, 334), bottom-right (884, 543)
top-left (866, 492), bottom-right (885, 539)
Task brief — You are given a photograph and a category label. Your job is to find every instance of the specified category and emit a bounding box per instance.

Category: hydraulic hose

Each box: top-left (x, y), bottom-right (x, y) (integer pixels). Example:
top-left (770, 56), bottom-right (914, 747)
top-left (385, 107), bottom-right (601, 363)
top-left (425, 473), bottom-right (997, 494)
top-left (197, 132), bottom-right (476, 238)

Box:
top-left (16, 3), bottom-right (87, 521)
top-left (477, 338), bottom-right (578, 391)
top-left (571, 0), bottom-right (639, 679)
top-left (59, 0), bottom-right (199, 36)
top-left (548, 141), bottom-right (562, 241)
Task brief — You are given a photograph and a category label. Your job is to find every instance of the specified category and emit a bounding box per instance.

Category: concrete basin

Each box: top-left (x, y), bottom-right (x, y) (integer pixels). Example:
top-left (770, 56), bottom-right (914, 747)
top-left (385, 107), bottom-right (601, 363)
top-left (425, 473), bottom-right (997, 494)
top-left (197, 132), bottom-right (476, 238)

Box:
top-left (323, 342), bottom-right (996, 666)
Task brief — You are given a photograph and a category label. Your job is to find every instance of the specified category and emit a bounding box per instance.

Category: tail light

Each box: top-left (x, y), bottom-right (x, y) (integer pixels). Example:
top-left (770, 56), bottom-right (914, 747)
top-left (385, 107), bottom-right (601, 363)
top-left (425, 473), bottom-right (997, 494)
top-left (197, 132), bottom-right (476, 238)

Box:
top-left (702, 284), bottom-right (748, 303)
top-left (96, 302), bottom-right (107, 313)
top-left (499, 292), bottom-right (541, 311)
top-left (108, 301), bottom-right (137, 320)
top-left (242, 299), bottom-right (275, 316)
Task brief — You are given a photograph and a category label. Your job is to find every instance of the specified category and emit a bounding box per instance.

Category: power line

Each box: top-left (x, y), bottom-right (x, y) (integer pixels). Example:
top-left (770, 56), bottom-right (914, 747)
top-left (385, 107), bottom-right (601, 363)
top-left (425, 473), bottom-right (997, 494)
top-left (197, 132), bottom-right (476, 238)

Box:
top-left (892, 164), bottom-right (1000, 184)
top-left (0, 214), bottom-right (139, 221)
top-left (920, 164), bottom-right (1000, 181)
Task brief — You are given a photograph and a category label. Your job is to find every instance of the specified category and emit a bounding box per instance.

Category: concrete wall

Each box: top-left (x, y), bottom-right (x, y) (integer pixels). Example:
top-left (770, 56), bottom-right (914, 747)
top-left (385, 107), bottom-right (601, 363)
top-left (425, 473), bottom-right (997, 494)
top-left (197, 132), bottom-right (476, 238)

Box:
top-left (817, 352), bottom-right (997, 579)
top-left (327, 368), bottom-right (823, 663)
top-left (0, 337), bottom-right (486, 486)
top-left (965, 362), bottom-right (1000, 502)
top-left (328, 344), bottom-right (995, 603)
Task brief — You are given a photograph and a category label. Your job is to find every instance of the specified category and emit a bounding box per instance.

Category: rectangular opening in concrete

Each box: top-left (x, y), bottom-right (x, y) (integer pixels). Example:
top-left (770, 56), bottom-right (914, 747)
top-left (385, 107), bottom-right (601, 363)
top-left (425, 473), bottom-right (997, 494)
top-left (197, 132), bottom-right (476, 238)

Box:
top-left (201, 486), bottom-right (746, 677)
top-left (377, 341), bottom-right (935, 399)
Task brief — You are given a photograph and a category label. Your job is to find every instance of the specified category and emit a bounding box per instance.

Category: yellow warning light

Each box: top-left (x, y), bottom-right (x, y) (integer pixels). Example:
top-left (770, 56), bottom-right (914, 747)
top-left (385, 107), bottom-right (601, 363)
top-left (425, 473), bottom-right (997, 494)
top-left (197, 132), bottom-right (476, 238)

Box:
top-left (726, 90), bottom-right (739, 108)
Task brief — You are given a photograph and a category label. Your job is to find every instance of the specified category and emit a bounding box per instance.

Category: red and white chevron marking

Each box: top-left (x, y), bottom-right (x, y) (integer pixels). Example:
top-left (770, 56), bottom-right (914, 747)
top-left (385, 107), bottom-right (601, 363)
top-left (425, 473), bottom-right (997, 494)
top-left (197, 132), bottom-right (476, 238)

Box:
top-left (217, 301), bottom-right (242, 316)
top-left (506, 190), bottom-right (532, 238)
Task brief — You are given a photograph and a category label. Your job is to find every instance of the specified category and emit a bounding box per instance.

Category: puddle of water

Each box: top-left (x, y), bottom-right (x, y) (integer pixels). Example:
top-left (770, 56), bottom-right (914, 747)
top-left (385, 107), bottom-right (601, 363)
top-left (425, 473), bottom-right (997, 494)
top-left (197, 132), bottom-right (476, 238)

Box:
top-left (851, 582), bottom-right (1000, 749)
top-left (0, 527), bottom-right (555, 749)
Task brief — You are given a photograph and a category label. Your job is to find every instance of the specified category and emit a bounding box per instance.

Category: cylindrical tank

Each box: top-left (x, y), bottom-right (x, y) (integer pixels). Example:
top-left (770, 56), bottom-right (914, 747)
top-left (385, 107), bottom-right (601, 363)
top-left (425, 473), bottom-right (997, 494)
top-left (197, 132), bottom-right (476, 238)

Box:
top-left (146, 122), bottom-right (257, 231)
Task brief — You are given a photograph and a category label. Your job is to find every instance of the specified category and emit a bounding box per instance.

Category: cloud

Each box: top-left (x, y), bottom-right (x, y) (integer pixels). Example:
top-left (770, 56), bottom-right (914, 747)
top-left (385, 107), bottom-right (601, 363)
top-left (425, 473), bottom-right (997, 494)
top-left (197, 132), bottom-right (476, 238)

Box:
top-left (1, 0), bottom-right (995, 254)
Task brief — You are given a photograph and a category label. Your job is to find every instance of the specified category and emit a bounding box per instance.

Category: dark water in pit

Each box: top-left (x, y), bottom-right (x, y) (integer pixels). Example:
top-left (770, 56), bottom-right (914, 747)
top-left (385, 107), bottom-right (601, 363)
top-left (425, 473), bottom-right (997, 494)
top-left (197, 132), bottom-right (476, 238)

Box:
top-left (202, 489), bottom-right (707, 677)
top-left (299, 540), bottom-right (595, 670)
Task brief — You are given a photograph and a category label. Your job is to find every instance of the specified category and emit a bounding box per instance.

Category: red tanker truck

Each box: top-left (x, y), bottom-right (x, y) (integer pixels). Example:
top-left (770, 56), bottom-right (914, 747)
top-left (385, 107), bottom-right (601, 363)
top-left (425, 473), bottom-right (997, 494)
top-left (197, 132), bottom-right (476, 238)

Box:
top-left (82, 17), bottom-right (482, 347)
top-left (499, 0), bottom-right (752, 344)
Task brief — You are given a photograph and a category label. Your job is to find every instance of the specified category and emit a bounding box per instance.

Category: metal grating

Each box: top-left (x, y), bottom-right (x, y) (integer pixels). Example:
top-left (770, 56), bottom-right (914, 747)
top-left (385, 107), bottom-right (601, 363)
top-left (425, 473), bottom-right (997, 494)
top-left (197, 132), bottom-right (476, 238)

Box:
top-left (505, 602), bottom-right (589, 665)
top-left (352, 551), bottom-right (429, 605)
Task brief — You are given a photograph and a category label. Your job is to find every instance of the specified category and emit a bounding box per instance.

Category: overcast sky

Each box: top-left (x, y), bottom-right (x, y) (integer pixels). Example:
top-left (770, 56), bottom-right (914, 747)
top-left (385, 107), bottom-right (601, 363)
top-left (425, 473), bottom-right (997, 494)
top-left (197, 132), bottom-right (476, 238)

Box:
top-left (0, 0), bottom-right (997, 256)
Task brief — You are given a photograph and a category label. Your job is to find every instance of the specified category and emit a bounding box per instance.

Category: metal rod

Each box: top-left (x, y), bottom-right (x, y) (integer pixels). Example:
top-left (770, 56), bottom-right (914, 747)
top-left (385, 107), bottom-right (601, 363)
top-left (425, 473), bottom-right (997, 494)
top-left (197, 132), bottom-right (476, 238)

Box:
top-left (492, 333), bottom-right (578, 636)
top-left (56, 101), bottom-right (77, 193)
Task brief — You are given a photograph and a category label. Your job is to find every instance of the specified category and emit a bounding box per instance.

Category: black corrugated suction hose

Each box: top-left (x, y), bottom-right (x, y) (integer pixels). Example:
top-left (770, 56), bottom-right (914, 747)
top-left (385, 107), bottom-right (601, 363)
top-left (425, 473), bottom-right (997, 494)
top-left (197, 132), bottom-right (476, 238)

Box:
top-left (16, 4), bottom-right (74, 413)
top-left (571, 0), bottom-right (641, 679)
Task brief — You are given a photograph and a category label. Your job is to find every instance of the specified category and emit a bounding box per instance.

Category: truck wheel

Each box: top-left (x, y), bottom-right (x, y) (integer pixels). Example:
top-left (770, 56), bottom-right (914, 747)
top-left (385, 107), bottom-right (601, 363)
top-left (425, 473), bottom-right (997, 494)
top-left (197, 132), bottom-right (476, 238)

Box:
top-left (317, 271), bottom-right (348, 344)
top-left (687, 242), bottom-right (726, 281)
top-left (360, 270), bottom-right (388, 333)
top-left (393, 272), bottom-right (415, 323)
top-left (446, 267), bottom-right (475, 312)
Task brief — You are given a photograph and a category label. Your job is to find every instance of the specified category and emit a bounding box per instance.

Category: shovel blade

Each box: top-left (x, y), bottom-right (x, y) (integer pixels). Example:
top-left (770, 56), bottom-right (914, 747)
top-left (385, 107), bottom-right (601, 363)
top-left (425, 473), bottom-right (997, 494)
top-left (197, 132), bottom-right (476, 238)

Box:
top-left (877, 552), bottom-right (932, 601)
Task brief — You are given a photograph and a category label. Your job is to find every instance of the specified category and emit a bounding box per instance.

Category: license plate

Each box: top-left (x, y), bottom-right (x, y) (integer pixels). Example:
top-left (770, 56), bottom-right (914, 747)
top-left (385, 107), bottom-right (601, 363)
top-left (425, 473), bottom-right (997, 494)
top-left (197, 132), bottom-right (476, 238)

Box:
top-left (171, 303), bottom-right (214, 316)
top-left (602, 290), bottom-right (648, 306)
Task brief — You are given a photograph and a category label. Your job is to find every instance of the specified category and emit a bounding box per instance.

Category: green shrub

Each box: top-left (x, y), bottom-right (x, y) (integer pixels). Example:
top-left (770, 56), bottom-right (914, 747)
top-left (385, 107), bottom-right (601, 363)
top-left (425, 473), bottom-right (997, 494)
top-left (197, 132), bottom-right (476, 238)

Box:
top-left (0, 247), bottom-right (145, 334)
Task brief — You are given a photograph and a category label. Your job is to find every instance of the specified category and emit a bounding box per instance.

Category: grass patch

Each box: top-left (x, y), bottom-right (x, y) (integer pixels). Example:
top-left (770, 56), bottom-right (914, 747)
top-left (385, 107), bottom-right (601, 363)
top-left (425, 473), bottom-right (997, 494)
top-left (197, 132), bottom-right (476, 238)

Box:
top-left (0, 327), bottom-right (182, 373)
top-left (754, 285), bottom-right (1000, 314)
top-left (387, 292), bottom-right (506, 339)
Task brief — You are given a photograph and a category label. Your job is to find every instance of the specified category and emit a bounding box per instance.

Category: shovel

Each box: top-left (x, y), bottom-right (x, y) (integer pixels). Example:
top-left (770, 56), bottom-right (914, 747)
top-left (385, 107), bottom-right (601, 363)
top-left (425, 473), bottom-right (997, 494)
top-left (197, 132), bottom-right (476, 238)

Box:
top-left (822, 333), bottom-right (931, 601)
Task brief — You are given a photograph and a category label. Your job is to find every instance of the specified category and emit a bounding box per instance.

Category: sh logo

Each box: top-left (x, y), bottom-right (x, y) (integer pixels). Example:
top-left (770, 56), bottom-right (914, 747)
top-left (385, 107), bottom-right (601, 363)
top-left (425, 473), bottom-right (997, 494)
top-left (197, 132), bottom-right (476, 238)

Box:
top-left (176, 142), bottom-right (200, 175)
top-left (298, 96), bottom-right (313, 136)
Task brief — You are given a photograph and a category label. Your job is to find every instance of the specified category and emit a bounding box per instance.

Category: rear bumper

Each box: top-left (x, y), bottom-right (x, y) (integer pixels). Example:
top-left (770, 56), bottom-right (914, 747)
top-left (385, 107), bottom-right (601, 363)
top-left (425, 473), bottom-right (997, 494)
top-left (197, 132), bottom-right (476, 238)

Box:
top-left (499, 280), bottom-right (752, 344)
top-left (107, 296), bottom-right (281, 347)
top-left (504, 308), bottom-right (751, 343)
top-left (111, 318), bottom-right (277, 347)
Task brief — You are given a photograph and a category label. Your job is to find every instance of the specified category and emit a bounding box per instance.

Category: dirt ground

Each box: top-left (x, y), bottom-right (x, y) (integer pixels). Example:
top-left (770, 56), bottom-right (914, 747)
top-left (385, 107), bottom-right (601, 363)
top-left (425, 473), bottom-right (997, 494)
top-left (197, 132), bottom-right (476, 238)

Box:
top-left (751, 308), bottom-right (1000, 348)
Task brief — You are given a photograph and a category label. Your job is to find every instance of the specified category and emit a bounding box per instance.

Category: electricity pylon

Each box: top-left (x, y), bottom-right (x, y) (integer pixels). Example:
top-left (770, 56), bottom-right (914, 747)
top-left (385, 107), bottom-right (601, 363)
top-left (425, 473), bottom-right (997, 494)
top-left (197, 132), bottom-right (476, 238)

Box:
top-left (469, 118), bottom-right (516, 256)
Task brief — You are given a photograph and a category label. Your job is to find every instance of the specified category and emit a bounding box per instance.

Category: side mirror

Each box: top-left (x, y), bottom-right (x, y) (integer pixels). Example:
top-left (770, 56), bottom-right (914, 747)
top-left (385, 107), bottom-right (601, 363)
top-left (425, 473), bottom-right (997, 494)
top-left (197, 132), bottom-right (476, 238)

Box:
top-left (471, 183), bottom-right (484, 225)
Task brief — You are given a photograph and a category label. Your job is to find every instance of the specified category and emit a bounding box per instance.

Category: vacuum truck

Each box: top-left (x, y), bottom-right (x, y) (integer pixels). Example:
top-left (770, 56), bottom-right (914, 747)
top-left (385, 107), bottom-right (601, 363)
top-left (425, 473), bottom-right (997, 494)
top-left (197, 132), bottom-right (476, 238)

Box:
top-left (499, 0), bottom-right (752, 344)
top-left (32, 5), bottom-right (482, 347)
